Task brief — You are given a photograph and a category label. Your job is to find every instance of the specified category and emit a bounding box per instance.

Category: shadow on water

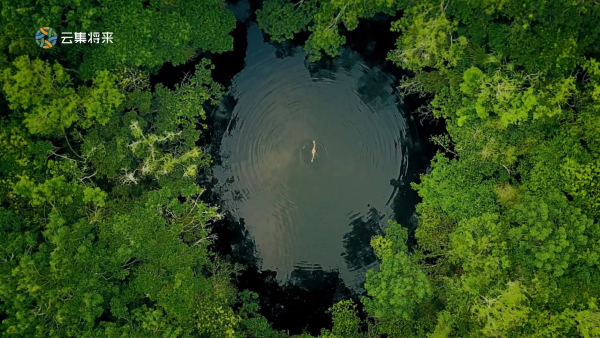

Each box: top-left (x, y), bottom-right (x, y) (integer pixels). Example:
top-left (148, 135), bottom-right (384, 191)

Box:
top-left (203, 184), bottom-right (358, 336)
top-left (238, 265), bottom-right (356, 334)
top-left (215, 20), bottom-right (411, 280)
top-left (152, 0), bottom-right (447, 335)
top-left (341, 207), bottom-right (386, 291)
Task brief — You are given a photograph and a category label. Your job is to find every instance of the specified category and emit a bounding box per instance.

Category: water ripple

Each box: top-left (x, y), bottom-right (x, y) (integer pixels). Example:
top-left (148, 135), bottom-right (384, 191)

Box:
top-left (214, 24), bottom-right (413, 286)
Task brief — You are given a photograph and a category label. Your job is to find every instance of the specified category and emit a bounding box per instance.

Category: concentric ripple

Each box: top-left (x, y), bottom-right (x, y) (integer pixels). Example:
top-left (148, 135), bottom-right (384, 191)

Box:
top-left (215, 24), bottom-right (412, 287)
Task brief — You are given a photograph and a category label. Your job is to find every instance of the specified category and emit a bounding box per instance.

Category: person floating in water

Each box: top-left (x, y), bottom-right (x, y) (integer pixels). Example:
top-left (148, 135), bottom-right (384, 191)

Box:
top-left (311, 140), bottom-right (317, 162)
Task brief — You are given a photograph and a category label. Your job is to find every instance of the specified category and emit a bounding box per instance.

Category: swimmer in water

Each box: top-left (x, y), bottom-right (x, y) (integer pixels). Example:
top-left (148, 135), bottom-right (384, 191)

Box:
top-left (311, 140), bottom-right (317, 162)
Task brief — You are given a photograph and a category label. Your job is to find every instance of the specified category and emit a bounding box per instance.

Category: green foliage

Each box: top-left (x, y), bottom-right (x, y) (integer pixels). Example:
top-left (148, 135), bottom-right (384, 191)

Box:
top-left (0, 3), bottom-right (272, 333)
top-left (256, 0), bottom-right (317, 42)
top-left (387, 0), bottom-right (600, 335)
top-left (388, 4), bottom-right (467, 72)
top-left (472, 281), bottom-right (531, 337)
top-left (0, 121), bottom-right (53, 186)
top-left (0, 0), bottom-right (236, 78)
top-left (1, 56), bottom-right (124, 135)
top-left (324, 300), bottom-right (361, 338)
top-left (125, 120), bottom-right (204, 182)
top-left (1, 178), bottom-right (242, 337)
top-left (80, 60), bottom-right (220, 184)
top-left (79, 70), bottom-right (125, 128)
top-left (245, 0), bottom-right (600, 336)
top-left (563, 157), bottom-right (600, 219)
top-left (442, 65), bottom-right (577, 127)
top-left (1, 56), bottom-right (78, 135)
top-left (3, 0), bottom-right (600, 337)
top-left (78, 0), bottom-right (236, 77)
top-left (257, 0), bottom-right (401, 61)
top-left (233, 290), bottom-right (288, 338)
top-left (296, 300), bottom-right (363, 338)
top-left (363, 221), bottom-right (432, 328)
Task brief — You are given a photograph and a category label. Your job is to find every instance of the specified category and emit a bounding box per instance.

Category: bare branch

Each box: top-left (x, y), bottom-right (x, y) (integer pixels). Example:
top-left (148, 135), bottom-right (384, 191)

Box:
top-left (192, 233), bottom-right (218, 247)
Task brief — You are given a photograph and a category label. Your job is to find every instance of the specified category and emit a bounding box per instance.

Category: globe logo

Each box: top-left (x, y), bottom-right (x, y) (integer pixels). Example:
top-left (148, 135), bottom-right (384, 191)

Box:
top-left (35, 27), bottom-right (57, 49)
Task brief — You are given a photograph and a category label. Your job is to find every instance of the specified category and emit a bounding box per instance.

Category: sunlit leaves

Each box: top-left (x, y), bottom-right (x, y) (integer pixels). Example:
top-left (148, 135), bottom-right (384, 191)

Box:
top-left (575, 299), bottom-right (600, 338)
top-left (449, 213), bottom-right (510, 295)
top-left (363, 221), bottom-right (432, 325)
top-left (510, 193), bottom-right (592, 277)
top-left (79, 70), bottom-right (125, 128)
top-left (1, 56), bottom-right (79, 135)
top-left (314, 300), bottom-right (362, 338)
top-left (12, 174), bottom-right (80, 208)
top-left (442, 65), bottom-right (577, 127)
top-left (83, 186), bottom-right (107, 207)
top-left (388, 5), bottom-right (467, 72)
top-left (1, 56), bottom-right (124, 135)
top-left (413, 153), bottom-right (499, 221)
top-left (472, 281), bottom-right (531, 337)
top-left (398, 2), bottom-right (600, 334)
top-left (563, 158), bottom-right (600, 219)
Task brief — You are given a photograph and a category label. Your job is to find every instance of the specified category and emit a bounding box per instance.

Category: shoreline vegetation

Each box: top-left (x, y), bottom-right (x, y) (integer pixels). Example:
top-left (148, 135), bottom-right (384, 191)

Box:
top-left (1, 0), bottom-right (600, 337)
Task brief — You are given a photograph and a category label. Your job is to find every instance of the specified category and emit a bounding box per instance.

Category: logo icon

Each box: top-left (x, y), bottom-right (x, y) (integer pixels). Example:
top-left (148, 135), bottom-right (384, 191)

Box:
top-left (35, 27), bottom-right (57, 49)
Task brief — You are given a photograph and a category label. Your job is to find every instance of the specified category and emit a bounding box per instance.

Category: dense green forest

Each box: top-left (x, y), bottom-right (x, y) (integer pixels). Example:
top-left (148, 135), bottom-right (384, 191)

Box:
top-left (1, 0), bottom-right (599, 337)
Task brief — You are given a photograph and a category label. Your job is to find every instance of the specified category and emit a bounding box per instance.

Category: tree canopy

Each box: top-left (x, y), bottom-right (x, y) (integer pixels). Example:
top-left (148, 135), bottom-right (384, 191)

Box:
top-left (0, 1), bottom-right (286, 337)
top-left (258, 0), bottom-right (600, 336)
top-left (2, 0), bottom-right (600, 337)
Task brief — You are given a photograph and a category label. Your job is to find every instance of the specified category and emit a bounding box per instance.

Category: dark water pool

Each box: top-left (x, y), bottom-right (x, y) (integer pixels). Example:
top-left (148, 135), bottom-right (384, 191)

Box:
top-left (153, 1), bottom-right (443, 333)
top-left (213, 22), bottom-right (419, 291)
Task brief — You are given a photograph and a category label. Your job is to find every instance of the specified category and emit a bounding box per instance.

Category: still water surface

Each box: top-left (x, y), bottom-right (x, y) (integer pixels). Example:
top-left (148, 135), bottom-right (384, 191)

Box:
top-left (214, 24), bottom-right (415, 290)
